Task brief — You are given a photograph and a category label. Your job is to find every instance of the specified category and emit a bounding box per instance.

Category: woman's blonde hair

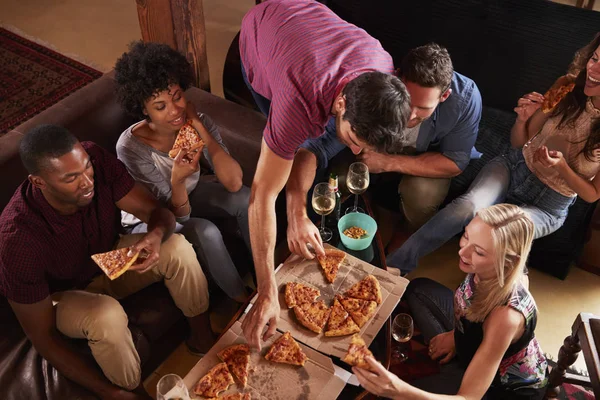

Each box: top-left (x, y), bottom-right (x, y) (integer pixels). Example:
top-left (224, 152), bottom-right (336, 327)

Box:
top-left (465, 204), bottom-right (535, 322)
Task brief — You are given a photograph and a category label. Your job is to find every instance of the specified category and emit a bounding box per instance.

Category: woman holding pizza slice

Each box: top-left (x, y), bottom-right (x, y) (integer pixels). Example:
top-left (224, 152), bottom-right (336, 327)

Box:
top-left (387, 32), bottom-right (600, 275)
top-left (114, 41), bottom-right (252, 303)
top-left (355, 204), bottom-right (548, 399)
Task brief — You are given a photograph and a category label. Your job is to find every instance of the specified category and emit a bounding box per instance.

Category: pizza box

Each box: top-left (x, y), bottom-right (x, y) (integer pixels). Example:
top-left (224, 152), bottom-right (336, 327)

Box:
top-left (245, 244), bottom-right (409, 360)
top-left (184, 320), bottom-right (347, 400)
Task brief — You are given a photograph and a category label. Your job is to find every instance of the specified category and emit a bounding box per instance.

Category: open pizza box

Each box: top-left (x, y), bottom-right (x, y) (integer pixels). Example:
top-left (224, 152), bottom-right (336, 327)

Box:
top-left (246, 244), bottom-right (409, 359)
top-left (184, 320), bottom-right (346, 400)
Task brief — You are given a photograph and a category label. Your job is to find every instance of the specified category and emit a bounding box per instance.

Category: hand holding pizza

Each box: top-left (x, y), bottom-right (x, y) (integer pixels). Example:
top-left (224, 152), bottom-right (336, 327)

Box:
top-left (127, 230), bottom-right (163, 273)
top-left (533, 145), bottom-right (565, 169)
top-left (171, 147), bottom-right (202, 185)
top-left (514, 92), bottom-right (544, 122)
top-left (353, 356), bottom-right (409, 399)
top-left (286, 214), bottom-right (324, 260)
top-left (241, 290), bottom-right (280, 350)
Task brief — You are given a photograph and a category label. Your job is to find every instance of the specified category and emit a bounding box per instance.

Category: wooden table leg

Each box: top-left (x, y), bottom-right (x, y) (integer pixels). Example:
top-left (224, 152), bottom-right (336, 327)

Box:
top-left (545, 326), bottom-right (582, 398)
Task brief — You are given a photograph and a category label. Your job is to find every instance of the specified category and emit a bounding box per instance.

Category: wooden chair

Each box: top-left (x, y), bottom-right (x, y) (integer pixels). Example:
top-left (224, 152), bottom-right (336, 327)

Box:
top-left (545, 313), bottom-right (600, 398)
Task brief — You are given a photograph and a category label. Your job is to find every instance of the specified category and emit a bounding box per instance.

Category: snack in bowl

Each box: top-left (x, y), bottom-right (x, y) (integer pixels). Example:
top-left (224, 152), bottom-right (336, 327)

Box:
top-left (343, 226), bottom-right (368, 239)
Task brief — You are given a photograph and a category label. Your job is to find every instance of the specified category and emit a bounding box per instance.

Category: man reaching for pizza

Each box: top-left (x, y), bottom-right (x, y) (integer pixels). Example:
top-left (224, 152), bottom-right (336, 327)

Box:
top-left (0, 125), bottom-right (214, 400)
top-left (239, 0), bottom-right (410, 349)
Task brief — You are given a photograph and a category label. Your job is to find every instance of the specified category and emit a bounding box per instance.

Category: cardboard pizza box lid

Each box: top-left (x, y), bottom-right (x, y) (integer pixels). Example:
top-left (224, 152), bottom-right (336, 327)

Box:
top-left (184, 320), bottom-right (347, 400)
top-left (245, 244), bottom-right (409, 359)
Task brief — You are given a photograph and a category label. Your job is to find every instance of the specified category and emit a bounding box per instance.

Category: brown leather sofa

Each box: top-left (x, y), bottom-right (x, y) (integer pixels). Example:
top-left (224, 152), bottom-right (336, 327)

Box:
top-left (0, 72), bottom-right (266, 399)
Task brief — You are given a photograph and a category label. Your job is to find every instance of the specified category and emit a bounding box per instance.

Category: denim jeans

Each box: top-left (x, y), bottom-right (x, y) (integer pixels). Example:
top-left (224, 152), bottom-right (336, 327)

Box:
top-left (387, 148), bottom-right (576, 273)
top-left (131, 181), bottom-right (251, 300)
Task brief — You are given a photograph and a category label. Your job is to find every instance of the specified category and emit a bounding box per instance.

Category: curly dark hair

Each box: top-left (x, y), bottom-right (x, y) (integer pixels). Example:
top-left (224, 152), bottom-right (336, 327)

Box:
top-left (551, 32), bottom-right (600, 162)
top-left (342, 72), bottom-right (410, 152)
top-left (20, 125), bottom-right (78, 174)
top-left (399, 43), bottom-right (454, 93)
top-left (114, 41), bottom-right (194, 120)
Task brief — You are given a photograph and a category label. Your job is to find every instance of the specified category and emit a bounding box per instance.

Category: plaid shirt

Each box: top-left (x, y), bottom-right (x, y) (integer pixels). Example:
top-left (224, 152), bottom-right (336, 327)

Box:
top-left (0, 142), bottom-right (135, 304)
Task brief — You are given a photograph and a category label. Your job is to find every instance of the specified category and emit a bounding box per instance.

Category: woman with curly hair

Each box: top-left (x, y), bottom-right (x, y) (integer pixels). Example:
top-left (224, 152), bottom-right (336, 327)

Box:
top-left (387, 32), bottom-right (600, 274)
top-left (356, 204), bottom-right (548, 400)
top-left (114, 41), bottom-right (251, 303)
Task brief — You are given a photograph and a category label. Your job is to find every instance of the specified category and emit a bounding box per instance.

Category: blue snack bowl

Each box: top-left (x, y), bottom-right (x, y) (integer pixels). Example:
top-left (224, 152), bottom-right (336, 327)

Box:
top-left (337, 212), bottom-right (378, 251)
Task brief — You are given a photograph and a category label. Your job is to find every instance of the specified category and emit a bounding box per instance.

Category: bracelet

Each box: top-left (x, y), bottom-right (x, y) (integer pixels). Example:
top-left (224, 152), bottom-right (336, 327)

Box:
top-left (171, 199), bottom-right (189, 210)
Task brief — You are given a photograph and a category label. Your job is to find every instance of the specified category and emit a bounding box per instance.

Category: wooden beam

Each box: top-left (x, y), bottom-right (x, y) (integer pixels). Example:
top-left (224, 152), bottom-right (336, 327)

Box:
top-left (170, 0), bottom-right (211, 92)
top-left (135, 0), bottom-right (210, 92)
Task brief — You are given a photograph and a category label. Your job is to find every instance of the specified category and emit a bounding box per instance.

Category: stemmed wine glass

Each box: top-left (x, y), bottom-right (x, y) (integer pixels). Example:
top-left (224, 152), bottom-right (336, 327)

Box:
top-left (392, 313), bottom-right (414, 362)
top-left (156, 374), bottom-right (190, 400)
top-left (312, 182), bottom-right (336, 242)
top-left (345, 162), bottom-right (370, 214)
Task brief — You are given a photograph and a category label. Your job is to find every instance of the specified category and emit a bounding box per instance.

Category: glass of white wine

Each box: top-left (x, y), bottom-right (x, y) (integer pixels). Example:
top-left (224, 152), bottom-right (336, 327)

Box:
top-left (156, 374), bottom-right (190, 400)
top-left (392, 313), bottom-right (414, 362)
top-left (312, 182), bottom-right (336, 242)
top-left (345, 162), bottom-right (369, 214)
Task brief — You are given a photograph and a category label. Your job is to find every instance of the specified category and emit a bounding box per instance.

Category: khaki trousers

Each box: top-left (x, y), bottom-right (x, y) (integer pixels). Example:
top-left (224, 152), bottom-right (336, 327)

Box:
top-left (52, 233), bottom-right (209, 390)
top-left (398, 176), bottom-right (451, 229)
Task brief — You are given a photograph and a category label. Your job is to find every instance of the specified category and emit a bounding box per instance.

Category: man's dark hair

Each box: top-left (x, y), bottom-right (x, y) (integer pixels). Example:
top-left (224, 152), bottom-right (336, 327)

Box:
top-left (114, 41), bottom-right (194, 120)
top-left (342, 72), bottom-right (411, 152)
top-left (19, 125), bottom-right (78, 174)
top-left (399, 43), bottom-right (454, 92)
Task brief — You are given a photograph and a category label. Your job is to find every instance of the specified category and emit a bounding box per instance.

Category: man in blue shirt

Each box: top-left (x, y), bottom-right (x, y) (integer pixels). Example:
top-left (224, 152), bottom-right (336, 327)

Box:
top-left (285, 43), bottom-right (482, 257)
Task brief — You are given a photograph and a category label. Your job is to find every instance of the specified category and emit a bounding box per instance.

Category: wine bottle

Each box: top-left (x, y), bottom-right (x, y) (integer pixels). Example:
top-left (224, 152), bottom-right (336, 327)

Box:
top-left (328, 173), bottom-right (342, 225)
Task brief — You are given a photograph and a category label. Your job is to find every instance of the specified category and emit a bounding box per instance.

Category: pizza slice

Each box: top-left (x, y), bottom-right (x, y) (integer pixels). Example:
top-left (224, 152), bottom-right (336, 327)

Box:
top-left (343, 274), bottom-right (383, 305)
top-left (542, 82), bottom-right (576, 113)
top-left (208, 394), bottom-right (251, 400)
top-left (317, 248), bottom-right (346, 283)
top-left (265, 331), bottom-right (308, 366)
top-left (324, 297), bottom-right (360, 337)
top-left (193, 362), bottom-right (235, 398)
top-left (293, 300), bottom-right (331, 334)
top-left (168, 121), bottom-right (205, 158)
top-left (338, 295), bottom-right (377, 328)
top-left (342, 334), bottom-right (375, 371)
top-left (284, 282), bottom-right (320, 308)
top-left (217, 344), bottom-right (250, 387)
top-left (91, 247), bottom-right (140, 280)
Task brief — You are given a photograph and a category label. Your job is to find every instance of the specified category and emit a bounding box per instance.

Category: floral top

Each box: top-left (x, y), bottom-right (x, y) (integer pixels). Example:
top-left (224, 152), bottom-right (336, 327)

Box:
top-left (454, 274), bottom-right (548, 398)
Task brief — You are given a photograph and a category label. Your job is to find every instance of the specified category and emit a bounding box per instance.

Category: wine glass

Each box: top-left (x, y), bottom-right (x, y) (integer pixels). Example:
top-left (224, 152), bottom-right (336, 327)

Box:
top-left (345, 162), bottom-right (369, 214)
top-left (312, 182), bottom-right (336, 242)
top-left (392, 313), bottom-right (414, 362)
top-left (157, 374), bottom-right (190, 400)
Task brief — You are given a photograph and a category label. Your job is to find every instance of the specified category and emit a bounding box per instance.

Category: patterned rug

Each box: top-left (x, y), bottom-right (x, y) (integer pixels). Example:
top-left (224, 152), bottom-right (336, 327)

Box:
top-left (0, 27), bottom-right (103, 134)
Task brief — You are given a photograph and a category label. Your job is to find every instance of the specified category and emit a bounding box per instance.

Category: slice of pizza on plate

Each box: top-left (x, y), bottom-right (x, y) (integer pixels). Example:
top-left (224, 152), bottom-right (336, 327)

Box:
top-left (193, 362), bottom-right (235, 398)
top-left (317, 248), bottom-right (346, 283)
top-left (338, 295), bottom-right (377, 328)
top-left (284, 282), bottom-right (320, 308)
top-left (168, 121), bottom-right (205, 158)
top-left (293, 300), bottom-right (331, 334)
top-left (344, 274), bottom-right (383, 305)
top-left (324, 296), bottom-right (360, 337)
top-left (217, 344), bottom-right (250, 387)
top-left (265, 331), bottom-right (308, 366)
top-left (91, 247), bottom-right (140, 280)
top-left (342, 334), bottom-right (375, 371)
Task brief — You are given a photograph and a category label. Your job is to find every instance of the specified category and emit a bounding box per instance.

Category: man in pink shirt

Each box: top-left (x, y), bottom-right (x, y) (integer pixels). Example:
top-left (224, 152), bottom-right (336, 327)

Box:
top-left (239, 0), bottom-right (410, 349)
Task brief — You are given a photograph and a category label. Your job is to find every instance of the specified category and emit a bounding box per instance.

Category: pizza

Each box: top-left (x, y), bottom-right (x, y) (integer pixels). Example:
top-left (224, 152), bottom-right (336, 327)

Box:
top-left (208, 394), bottom-right (251, 400)
top-left (542, 82), bottom-right (575, 113)
top-left (293, 300), bottom-right (331, 334)
top-left (324, 297), bottom-right (360, 337)
top-left (265, 331), bottom-right (308, 366)
top-left (193, 362), bottom-right (235, 398)
top-left (284, 282), bottom-right (320, 308)
top-left (342, 334), bottom-right (375, 371)
top-left (317, 248), bottom-right (346, 283)
top-left (344, 275), bottom-right (383, 305)
top-left (168, 121), bottom-right (205, 158)
top-left (217, 344), bottom-right (250, 387)
top-left (90, 247), bottom-right (140, 280)
top-left (338, 295), bottom-right (377, 328)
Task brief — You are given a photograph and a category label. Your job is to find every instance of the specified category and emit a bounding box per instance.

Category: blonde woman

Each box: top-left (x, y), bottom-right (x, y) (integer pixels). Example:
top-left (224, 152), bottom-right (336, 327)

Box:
top-left (354, 204), bottom-right (548, 400)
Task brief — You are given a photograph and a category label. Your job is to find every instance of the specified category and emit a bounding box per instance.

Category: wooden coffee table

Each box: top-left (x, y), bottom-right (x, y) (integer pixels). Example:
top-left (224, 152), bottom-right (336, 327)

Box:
top-left (187, 194), bottom-right (392, 399)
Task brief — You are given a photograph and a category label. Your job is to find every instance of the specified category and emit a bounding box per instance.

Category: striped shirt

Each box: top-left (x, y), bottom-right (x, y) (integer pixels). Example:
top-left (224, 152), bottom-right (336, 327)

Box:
top-left (239, 0), bottom-right (394, 160)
